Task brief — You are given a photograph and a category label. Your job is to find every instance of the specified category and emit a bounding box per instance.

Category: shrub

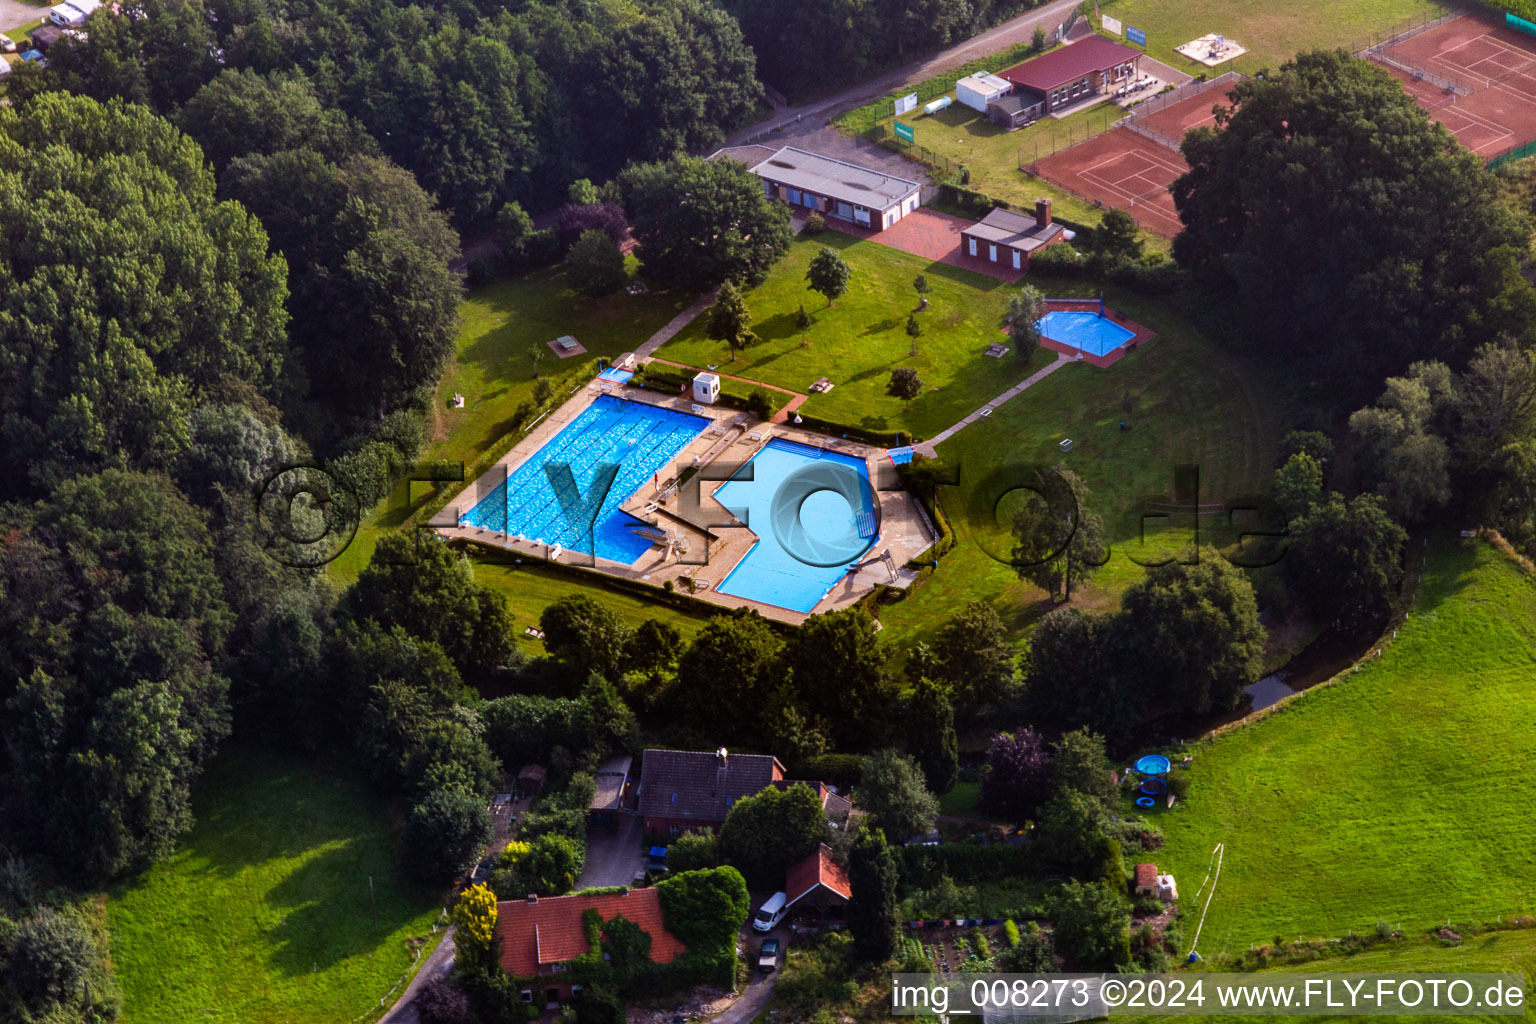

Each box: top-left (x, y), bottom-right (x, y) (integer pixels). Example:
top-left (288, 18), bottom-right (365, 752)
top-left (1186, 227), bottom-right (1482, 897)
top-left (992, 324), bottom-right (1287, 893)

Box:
top-left (1030, 243), bottom-right (1089, 275)
top-left (522, 228), bottom-right (564, 270)
top-left (1165, 767), bottom-right (1190, 801)
top-left (9, 908), bottom-right (97, 1009)
top-left (417, 976), bottom-right (475, 1024)
top-left (746, 386), bottom-right (775, 421)
top-left (804, 211), bottom-right (826, 234)
top-left (466, 255), bottom-right (502, 287)
top-left (404, 789), bottom-right (492, 884)
top-left (1003, 919), bottom-right (1021, 948)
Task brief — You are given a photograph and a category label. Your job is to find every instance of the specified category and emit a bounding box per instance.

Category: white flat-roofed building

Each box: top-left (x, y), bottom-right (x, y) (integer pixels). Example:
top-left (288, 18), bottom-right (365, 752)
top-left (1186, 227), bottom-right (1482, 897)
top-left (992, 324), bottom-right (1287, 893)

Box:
top-left (956, 71), bottom-right (1013, 112)
top-left (746, 146), bottom-right (921, 231)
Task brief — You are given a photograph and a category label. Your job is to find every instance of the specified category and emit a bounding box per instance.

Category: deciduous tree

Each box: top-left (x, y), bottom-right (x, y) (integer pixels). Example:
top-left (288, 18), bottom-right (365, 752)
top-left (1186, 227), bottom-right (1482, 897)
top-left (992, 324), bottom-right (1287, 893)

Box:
top-left (806, 246), bottom-right (852, 307)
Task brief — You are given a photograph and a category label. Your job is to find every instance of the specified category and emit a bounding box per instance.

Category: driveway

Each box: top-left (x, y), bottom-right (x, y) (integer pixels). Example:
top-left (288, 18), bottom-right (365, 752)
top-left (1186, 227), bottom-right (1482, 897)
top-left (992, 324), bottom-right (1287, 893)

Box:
top-left (377, 925), bottom-right (457, 1024)
top-left (0, 0), bottom-right (39, 33)
top-left (708, 924), bottom-right (792, 1024)
top-left (577, 811), bottom-right (644, 888)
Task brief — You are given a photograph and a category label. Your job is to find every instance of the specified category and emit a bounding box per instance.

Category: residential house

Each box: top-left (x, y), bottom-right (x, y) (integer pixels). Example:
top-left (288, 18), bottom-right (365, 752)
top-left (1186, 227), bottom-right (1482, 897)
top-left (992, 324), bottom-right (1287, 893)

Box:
top-left (495, 889), bottom-right (685, 1008)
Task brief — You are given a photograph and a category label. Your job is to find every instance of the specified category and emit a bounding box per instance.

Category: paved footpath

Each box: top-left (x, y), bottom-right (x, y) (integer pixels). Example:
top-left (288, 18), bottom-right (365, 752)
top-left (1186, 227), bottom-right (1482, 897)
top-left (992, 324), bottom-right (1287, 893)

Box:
top-left (635, 293), bottom-right (715, 359)
top-left (913, 352), bottom-right (1073, 457)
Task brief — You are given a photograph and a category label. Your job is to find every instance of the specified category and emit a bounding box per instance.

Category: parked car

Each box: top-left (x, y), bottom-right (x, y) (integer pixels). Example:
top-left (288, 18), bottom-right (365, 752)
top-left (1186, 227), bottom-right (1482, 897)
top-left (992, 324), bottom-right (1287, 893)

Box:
top-left (751, 891), bottom-right (787, 932)
top-left (757, 937), bottom-right (780, 972)
top-left (0, 34), bottom-right (16, 53)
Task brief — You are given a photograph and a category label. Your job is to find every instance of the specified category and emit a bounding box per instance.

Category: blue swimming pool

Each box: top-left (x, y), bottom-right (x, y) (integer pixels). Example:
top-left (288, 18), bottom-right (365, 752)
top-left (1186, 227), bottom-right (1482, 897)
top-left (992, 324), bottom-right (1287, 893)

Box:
top-left (461, 395), bottom-right (706, 563)
top-left (714, 439), bottom-right (878, 613)
top-left (1037, 310), bottom-right (1135, 357)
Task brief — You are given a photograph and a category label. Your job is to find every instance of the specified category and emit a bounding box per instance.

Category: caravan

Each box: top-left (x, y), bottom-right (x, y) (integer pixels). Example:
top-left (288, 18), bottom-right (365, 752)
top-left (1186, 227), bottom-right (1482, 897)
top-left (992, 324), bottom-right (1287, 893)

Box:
top-left (48, 0), bottom-right (99, 26)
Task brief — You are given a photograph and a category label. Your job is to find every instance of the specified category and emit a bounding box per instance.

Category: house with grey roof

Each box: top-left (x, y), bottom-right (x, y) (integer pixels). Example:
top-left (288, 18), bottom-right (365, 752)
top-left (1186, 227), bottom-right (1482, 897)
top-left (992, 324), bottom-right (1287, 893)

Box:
top-left (744, 146), bottom-right (922, 231)
top-left (637, 747), bottom-right (850, 836)
top-left (959, 200), bottom-right (1065, 274)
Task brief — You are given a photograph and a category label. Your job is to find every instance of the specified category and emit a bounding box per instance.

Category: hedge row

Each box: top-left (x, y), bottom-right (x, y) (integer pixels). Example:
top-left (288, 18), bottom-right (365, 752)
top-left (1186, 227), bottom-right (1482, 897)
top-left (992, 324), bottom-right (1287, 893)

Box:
top-left (1029, 243), bottom-right (1187, 295)
top-left (1470, 0), bottom-right (1536, 21)
top-left (936, 182), bottom-right (1095, 236)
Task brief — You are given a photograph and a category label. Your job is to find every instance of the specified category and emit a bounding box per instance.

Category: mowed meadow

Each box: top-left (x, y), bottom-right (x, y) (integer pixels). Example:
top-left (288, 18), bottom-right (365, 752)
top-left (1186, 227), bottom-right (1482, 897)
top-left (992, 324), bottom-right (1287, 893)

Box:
top-left (1153, 539), bottom-right (1536, 954)
top-left (107, 750), bottom-right (444, 1024)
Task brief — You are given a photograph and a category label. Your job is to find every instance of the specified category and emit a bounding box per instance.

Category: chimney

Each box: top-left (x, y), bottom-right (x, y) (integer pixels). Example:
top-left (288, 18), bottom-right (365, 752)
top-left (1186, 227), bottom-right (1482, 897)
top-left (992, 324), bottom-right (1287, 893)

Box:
top-left (716, 747), bottom-right (728, 768)
top-left (1035, 198), bottom-right (1052, 228)
top-left (526, 894), bottom-right (538, 904)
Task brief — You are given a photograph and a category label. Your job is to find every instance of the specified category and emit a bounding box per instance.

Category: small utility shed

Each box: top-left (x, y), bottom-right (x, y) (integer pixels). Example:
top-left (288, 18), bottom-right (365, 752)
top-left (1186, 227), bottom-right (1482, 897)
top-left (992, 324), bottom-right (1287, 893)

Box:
top-left (29, 24), bottom-right (64, 51)
top-left (956, 72), bottom-right (1013, 112)
top-left (517, 764), bottom-right (547, 801)
top-left (988, 92), bottom-right (1043, 129)
top-left (960, 200), bottom-right (1064, 272)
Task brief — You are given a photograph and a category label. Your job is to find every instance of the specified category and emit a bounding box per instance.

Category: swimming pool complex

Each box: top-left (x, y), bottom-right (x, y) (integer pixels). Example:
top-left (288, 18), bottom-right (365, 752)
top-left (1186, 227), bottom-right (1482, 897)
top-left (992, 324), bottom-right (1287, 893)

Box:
top-left (461, 395), bottom-right (705, 563)
top-left (714, 439), bottom-right (878, 613)
top-left (1037, 310), bottom-right (1136, 358)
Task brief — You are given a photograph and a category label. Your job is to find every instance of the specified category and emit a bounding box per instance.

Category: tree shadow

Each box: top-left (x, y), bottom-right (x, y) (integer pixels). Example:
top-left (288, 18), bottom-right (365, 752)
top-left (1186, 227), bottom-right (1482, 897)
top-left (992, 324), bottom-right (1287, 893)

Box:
top-left (861, 317), bottom-right (901, 337)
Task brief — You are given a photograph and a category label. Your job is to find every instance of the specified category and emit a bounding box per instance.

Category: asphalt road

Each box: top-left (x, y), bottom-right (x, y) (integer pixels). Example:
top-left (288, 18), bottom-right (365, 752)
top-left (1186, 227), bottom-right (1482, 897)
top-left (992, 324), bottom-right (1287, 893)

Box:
top-left (724, 0), bottom-right (1085, 148)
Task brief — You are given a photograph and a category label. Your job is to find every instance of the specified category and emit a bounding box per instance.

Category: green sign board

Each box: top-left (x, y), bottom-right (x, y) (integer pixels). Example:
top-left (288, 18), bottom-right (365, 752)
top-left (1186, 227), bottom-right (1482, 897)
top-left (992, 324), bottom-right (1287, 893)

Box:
top-left (894, 120), bottom-right (915, 143)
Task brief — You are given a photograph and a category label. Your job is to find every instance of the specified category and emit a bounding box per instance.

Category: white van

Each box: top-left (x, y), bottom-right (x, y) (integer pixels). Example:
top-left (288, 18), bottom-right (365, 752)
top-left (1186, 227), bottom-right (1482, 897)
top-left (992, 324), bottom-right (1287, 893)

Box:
top-left (751, 891), bottom-right (788, 933)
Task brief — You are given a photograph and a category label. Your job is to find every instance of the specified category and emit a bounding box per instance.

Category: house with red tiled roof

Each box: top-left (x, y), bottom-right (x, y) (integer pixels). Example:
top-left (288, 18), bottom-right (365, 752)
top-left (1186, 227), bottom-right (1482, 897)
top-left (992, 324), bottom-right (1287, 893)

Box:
top-left (495, 889), bottom-right (685, 1007)
top-left (1000, 36), bottom-right (1143, 116)
top-left (784, 845), bottom-right (852, 910)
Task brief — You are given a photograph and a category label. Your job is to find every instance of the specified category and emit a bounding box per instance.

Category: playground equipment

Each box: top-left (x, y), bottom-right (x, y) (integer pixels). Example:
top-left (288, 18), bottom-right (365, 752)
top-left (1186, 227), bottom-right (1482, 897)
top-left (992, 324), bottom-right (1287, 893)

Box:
top-left (1135, 754), bottom-right (1170, 775)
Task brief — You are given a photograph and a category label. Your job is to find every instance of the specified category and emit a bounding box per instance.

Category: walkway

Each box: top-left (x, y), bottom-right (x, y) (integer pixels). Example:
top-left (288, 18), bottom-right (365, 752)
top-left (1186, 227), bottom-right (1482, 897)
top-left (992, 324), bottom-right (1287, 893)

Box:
top-left (913, 352), bottom-right (1072, 457)
top-left (635, 293), bottom-right (714, 359)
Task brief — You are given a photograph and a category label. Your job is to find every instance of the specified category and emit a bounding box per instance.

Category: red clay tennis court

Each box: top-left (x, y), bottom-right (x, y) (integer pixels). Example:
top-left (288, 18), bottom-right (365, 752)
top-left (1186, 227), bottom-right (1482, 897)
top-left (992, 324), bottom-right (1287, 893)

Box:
top-left (1374, 14), bottom-right (1536, 158)
top-left (1028, 86), bottom-right (1235, 237)
top-left (1032, 128), bottom-right (1187, 237)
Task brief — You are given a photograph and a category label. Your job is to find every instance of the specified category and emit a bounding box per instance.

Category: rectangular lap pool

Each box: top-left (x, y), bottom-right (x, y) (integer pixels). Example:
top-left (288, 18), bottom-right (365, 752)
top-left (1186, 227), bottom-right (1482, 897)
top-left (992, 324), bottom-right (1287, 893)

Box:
top-left (460, 395), bottom-right (706, 563)
top-left (714, 439), bottom-right (878, 613)
top-left (1037, 310), bottom-right (1136, 358)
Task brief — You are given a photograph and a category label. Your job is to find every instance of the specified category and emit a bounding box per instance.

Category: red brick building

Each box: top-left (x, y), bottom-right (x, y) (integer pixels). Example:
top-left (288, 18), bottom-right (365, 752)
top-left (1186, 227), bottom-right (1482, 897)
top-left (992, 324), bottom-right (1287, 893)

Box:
top-left (960, 200), bottom-right (1064, 273)
top-left (638, 748), bottom-right (851, 836)
top-left (495, 889), bottom-right (685, 1007)
top-left (638, 748), bottom-right (785, 835)
top-left (1001, 36), bottom-right (1143, 115)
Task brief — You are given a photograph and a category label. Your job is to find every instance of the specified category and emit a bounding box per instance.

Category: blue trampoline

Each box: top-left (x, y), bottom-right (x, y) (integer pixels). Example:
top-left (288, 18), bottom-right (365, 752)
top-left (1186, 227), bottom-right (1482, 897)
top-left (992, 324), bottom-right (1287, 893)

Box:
top-left (1135, 754), bottom-right (1170, 776)
top-left (1139, 777), bottom-right (1167, 797)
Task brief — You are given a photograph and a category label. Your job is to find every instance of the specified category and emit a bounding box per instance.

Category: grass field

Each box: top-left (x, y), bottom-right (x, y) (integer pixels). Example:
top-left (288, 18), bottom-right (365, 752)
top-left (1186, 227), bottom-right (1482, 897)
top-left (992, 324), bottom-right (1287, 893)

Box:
top-left (473, 559), bottom-right (714, 649)
top-left (107, 749), bottom-right (444, 1024)
top-left (1151, 538), bottom-right (1536, 955)
top-left (876, 280), bottom-right (1286, 652)
top-left (1100, 0), bottom-right (1448, 77)
top-left (657, 231), bottom-right (1054, 440)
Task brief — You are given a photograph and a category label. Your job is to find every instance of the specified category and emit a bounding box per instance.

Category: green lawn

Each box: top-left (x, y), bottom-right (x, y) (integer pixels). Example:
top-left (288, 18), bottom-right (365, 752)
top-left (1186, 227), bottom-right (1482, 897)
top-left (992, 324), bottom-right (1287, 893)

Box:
top-left (938, 780), bottom-right (983, 819)
top-left (474, 559), bottom-right (714, 650)
top-left (1152, 539), bottom-right (1536, 956)
top-left (107, 749), bottom-right (444, 1024)
top-left (657, 231), bottom-right (1054, 441)
top-left (1100, 0), bottom-right (1448, 77)
top-left (877, 279), bottom-right (1286, 651)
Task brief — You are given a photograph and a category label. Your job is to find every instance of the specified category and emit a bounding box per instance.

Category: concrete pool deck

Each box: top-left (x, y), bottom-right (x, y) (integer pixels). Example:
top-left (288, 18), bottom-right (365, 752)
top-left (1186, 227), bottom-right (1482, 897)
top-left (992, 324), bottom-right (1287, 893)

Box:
top-left (436, 369), bottom-right (935, 624)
